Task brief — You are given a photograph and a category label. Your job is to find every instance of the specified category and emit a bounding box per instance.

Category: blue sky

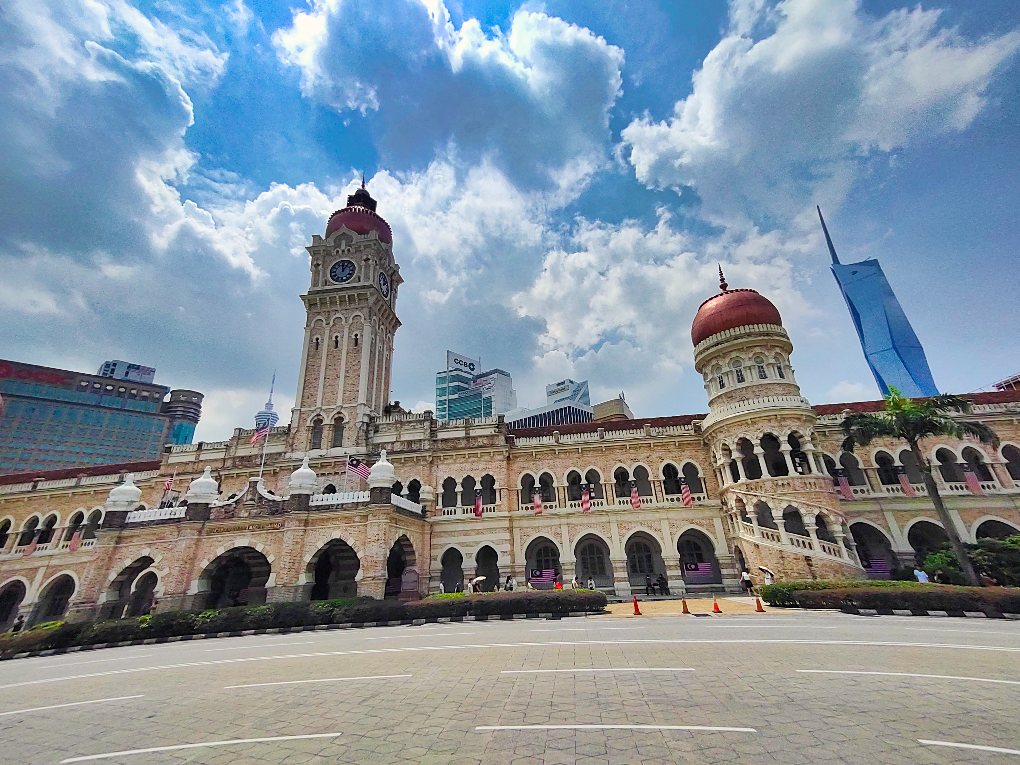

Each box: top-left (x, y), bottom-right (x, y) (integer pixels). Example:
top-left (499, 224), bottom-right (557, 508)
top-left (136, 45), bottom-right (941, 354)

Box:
top-left (2, 0), bottom-right (1018, 440)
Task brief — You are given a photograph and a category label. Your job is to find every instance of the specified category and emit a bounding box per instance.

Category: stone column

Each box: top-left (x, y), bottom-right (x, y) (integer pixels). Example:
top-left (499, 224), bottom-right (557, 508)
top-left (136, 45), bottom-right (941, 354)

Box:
top-left (754, 447), bottom-right (768, 477)
top-left (988, 461), bottom-right (1013, 489)
top-left (664, 556), bottom-right (686, 596)
top-left (780, 445), bottom-right (796, 475)
top-left (610, 558), bottom-right (631, 597)
top-left (802, 518), bottom-right (819, 552)
top-left (862, 467), bottom-right (882, 494)
top-left (771, 508), bottom-right (790, 546)
top-left (735, 458), bottom-right (747, 482)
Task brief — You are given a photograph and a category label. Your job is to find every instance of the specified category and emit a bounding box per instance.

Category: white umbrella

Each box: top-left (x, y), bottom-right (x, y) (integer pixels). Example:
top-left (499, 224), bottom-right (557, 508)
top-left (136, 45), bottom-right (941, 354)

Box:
top-left (757, 566), bottom-right (775, 577)
top-left (470, 576), bottom-right (486, 585)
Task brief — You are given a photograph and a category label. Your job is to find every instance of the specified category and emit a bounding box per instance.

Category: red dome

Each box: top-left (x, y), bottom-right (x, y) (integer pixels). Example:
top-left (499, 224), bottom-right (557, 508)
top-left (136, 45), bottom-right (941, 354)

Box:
top-left (691, 285), bottom-right (783, 346)
top-left (325, 206), bottom-right (392, 243)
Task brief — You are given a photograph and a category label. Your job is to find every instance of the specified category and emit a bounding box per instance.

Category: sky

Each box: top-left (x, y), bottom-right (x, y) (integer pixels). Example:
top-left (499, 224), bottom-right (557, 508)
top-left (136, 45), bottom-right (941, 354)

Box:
top-left (2, 0), bottom-right (1018, 442)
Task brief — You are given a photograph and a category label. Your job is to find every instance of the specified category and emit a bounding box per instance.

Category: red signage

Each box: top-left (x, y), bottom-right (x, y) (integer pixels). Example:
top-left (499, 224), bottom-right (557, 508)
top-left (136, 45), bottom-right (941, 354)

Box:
top-left (0, 361), bottom-right (75, 387)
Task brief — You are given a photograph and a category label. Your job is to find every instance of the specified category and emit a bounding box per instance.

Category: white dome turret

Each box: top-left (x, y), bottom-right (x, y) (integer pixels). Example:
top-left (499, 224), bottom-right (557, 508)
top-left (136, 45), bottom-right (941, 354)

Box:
top-left (368, 450), bottom-right (396, 489)
top-left (288, 456), bottom-right (318, 495)
top-left (107, 473), bottom-right (142, 509)
top-left (184, 466), bottom-right (219, 503)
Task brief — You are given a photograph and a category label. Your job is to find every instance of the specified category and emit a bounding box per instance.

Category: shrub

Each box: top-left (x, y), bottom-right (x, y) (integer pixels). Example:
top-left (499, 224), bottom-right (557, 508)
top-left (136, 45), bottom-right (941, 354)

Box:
top-left (791, 584), bottom-right (1020, 614)
top-left (81, 619), bottom-right (146, 645)
top-left (145, 610), bottom-right (196, 638)
top-left (760, 579), bottom-right (928, 606)
top-left (924, 540), bottom-right (1020, 587)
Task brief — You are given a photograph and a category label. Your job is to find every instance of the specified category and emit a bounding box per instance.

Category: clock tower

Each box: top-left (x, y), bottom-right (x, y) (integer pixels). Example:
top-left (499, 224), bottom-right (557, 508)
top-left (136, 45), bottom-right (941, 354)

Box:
top-left (288, 183), bottom-right (402, 454)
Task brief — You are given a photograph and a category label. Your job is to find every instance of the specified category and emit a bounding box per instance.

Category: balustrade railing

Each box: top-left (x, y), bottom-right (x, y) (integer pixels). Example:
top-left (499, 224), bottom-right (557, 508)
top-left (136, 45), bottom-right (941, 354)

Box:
top-left (309, 491), bottom-right (370, 507)
top-left (126, 506), bottom-right (187, 523)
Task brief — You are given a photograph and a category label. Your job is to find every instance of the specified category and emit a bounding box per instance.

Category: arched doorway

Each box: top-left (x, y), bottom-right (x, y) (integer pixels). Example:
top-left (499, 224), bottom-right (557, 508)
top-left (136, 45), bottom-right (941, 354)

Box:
top-left (32, 574), bottom-right (76, 625)
top-left (309, 539), bottom-right (360, 600)
top-left (975, 519), bottom-right (1020, 541)
top-left (474, 546), bottom-right (499, 592)
top-left (102, 556), bottom-right (155, 619)
top-left (907, 520), bottom-right (949, 565)
top-left (625, 532), bottom-right (667, 591)
top-left (385, 535), bottom-right (416, 598)
top-left (574, 534), bottom-right (612, 589)
top-left (201, 547), bottom-right (272, 609)
top-left (525, 536), bottom-right (560, 589)
top-left (126, 572), bottom-right (158, 617)
top-left (0, 580), bottom-right (27, 631)
top-left (440, 548), bottom-right (464, 593)
top-left (849, 523), bottom-right (896, 579)
top-left (677, 529), bottom-right (721, 585)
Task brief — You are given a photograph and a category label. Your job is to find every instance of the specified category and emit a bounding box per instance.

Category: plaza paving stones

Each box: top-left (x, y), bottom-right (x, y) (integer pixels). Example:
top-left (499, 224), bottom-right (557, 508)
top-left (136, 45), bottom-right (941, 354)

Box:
top-left (0, 611), bottom-right (1017, 763)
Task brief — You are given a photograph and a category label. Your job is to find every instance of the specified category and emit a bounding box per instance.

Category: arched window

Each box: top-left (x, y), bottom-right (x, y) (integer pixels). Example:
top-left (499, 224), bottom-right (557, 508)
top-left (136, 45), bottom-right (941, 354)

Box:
top-left (18, 517), bottom-right (39, 547)
top-left (333, 335), bottom-right (339, 349)
top-left (823, 454), bottom-right (838, 477)
top-left (731, 358), bottom-right (745, 384)
top-left (839, 452), bottom-right (867, 485)
top-left (322, 484), bottom-right (337, 494)
top-left (613, 467), bottom-right (631, 498)
top-left (962, 447), bottom-right (994, 482)
top-left (788, 433), bottom-right (810, 475)
top-left (534, 544), bottom-right (559, 572)
top-left (460, 475), bottom-right (477, 507)
top-left (38, 514), bottom-right (58, 544)
top-left (406, 480), bottom-right (422, 503)
top-left (774, 354), bottom-right (786, 379)
top-left (480, 474), bottom-right (497, 504)
top-left (632, 466), bottom-right (652, 497)
top-left (935, 448), bottom-right (963, 483)
top-left (391, 481), bottom-right (403, 496)
top-left (83, 509), bottom-right (103, 539)
top-left (330, 416), bottom-right (344, 448)
top-left (712, 365), bottom-right (725, 390)
top-left (754, 356), bottom-right (768, 380)
top-left (566, 471), bottom-right (583, 501)
top-left (760, 433), bottom-right (787, 477)
top-left (1003, 445), bottom-right (1020, 481)
top-left (662, 464), bottom-right (681, 495)
top-left (584, 469), bottom-right (603, 499)
top-left (353, 333), bottom-right (359, 348)
top-left (578, 542), bottom-right (608, 577)
top-left (875, 451), bottom-right (898, 485)
top-left (0, 519), bottom-right (10, 548)
top-left (441, 477), bottom-right (458, 508)
top-left (538, 472), bottom-right (555, 503)
top-left (628, 540), bottom-right (654, 574)
top-left (898, 449), bottom-right (924, 484)
top-left (682, 462), bottom-right (705, 494)
top-left (309, 418), bottom-right (323, 450)
top-left (737, 438), bottom-right (762, 480)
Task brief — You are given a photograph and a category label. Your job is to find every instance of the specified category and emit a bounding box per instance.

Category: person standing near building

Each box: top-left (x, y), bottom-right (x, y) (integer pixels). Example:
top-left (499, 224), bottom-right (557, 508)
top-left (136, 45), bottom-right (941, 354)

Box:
top-left (570, 575), bottom-right (580, 590)
top-left (586, 576), bottom-right (596, 590)
top-left (763, 570), bottom-right (775, 587)
top-left (740, 570), bottom-right (753, 594)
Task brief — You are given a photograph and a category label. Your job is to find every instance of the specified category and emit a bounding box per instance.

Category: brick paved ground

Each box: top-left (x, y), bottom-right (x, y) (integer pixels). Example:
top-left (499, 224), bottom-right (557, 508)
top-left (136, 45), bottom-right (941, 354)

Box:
top-left (0, 611), bottom-right (1018, 763)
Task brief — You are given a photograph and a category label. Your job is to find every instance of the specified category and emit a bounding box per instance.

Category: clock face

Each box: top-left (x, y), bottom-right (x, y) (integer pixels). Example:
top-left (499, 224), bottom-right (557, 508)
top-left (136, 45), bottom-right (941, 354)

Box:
top-left (329, 259), bottom-right (356, 283)
top-left (377, 272), bottom-right (391, 297)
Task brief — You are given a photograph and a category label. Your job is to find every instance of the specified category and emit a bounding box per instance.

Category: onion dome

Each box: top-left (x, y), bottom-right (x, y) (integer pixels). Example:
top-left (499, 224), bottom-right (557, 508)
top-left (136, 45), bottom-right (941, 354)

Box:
top-left (288, 456), bottom-right (318, 496)
top-left (368, 449), bottom-right (396, 488)
top-left (107, 473), bottom-right (142, 508)
top-left (184, 466), bottom-right (219, 503)
top-left (325, 183), bottom-right (392, 243)
top-left (691, 267), bottom-right (783, 346)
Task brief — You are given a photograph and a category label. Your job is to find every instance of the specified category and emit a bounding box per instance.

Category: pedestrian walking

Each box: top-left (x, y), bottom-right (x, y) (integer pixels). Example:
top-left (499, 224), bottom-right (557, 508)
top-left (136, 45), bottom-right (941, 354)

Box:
top-left (740, 569), bottom-right (753, 593)
top-left (11, 614), bottom-right (24, 633)
top-left (570, 575), bottom-right (580, 590)
top-left (586, 576), bottom-right (596, 590)
top-left (913, 568), bottom-right (929, 583)
top-left (763, 570), bottom-right (775, 586)
top-left (645, 574), bottom-right (654, 596)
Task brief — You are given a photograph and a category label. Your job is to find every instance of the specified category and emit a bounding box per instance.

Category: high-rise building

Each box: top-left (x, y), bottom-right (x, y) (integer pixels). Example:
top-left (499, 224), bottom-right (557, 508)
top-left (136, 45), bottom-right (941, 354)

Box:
top-left (0, 359), bottom-right (202, 476)
top-left (818, 207), bottom-right (939, 398)
top-left (97, 360), bottom-right (156, 384)
top-left (505, 378), bottom-right (594, 429)
top-left (545, 379), bottom-right (591, 406)
top-left (435, 351), bottom-right (516, 421)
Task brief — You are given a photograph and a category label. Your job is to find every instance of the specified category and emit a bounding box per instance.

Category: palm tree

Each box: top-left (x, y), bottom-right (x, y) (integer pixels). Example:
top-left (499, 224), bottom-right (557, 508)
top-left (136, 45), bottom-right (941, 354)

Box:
top-left (840, 388), bottom-right (999, 587)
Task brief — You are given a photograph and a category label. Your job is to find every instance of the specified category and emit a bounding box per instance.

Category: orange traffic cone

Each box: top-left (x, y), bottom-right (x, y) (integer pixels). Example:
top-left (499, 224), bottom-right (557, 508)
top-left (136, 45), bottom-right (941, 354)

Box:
top-left (633, 595), bottom-right (642, 616)
top-left (681, 595), bottom-right (690, 615)
top-left (712, 594), bottom-right (722, 614)
top-left (755, 597), bottom-right (766, 613)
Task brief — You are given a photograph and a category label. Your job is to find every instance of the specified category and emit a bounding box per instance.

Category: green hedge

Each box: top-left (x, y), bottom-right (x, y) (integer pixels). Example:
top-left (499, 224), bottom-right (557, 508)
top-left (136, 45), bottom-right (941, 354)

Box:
top-left (0, 590), bottom-right (607, 658)
top-left (790, 585), bottom-right (1020, 614)
top-left (760, 579), bottom-right (928, 607)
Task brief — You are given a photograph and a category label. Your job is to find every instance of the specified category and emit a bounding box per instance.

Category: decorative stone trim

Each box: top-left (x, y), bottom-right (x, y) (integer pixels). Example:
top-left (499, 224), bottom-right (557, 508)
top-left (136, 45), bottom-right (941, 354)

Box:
top-left (839, 605), bottom-right (1020, 620)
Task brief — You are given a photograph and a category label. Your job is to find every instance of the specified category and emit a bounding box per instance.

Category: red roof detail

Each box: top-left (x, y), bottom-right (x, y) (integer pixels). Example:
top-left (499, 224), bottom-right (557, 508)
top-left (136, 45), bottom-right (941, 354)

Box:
top-left (691, 288), bottom-right (783, 346)
top-left (508, 414), bottom-right (706, 439)
top-left (325, 206), bottom-right (392, 243)
top-left (813, 388), bottom-right (1020, 415)
top-left (0, 460), bottom-right (161, 486)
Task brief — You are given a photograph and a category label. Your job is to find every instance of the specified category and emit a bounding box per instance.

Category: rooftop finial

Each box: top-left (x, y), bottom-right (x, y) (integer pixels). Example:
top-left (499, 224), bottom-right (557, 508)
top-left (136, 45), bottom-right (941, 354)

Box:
top-left (361, 171), bottom-right (366, 190)
top-left (718, 264), bottom-right (729, 292)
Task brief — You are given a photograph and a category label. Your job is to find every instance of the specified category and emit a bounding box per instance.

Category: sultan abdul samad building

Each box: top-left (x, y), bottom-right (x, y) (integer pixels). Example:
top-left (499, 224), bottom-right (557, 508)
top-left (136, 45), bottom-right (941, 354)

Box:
top-left (2, 186), bottom-right (1020, 627)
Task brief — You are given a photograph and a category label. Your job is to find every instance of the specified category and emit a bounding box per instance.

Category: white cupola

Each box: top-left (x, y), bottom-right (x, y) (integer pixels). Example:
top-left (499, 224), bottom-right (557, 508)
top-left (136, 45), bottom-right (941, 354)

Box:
top-left (368, 450), bottom-right (396, 489)
top-left (184, 466), bottom-right (219, 503)
top-left (288, 456), bottom-right (318, 495)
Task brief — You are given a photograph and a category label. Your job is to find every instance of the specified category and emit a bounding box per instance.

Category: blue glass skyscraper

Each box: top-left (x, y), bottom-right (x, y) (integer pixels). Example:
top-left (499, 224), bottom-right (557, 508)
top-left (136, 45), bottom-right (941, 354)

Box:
top-left (818, 207), bottom-right (939, 398)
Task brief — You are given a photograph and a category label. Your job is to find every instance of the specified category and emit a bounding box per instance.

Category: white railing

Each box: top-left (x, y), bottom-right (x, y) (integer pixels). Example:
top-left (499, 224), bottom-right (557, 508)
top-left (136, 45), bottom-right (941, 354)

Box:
top-left (565, 498), bottom-right (608, 510)
top-left (391, 494), bottom-right (422, 513)
top-left (788, 534), bottom-right (813, 550)
top-left (662, 492), bottom-right (709, 504)
top-left (759, 528), bottom-right (782, 544)
top-left (435, 504), bottom-right (498, 517)
top-left (818, 539), bottom-right (845, 558)
top-left (310, 491), bottom-right (370, 507)
top-left (55, 538), bottom-right (97, 552)
top-left (35, 478), bottom-right (77, 489)
top-left (0, 483), bottom-right (34, 494)
top-left (4, 537), bottom-right (96, 558)
top-left (126, 506), bottom-right (186, 523)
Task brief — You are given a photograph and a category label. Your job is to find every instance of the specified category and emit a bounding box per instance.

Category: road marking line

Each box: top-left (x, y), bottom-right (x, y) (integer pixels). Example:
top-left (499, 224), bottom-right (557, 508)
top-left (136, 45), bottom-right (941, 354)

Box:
top-left (502, 668), bottom-right (694, 674)
top-left (918, 740), bottom-right (1020, 756)
top-left (225, 673), bottom-right (412, 689)
top-left (905, 627), bottom-right (1020, 636)
top-left (60, 733), bottom-right (344, 762)
top-left (4, 639), bottom-right (1017, 690)
top-left (32, 653), bottom-right (156, 668)
top-left (476, 724), bottom-right (756, 733)
top-left (798, 669), bottom-right (1020, 686)
top-left (365, 632), bottom-right (476, 640)
top-left (0, 695), bottom-right (143, 718)
top-left (529, 628), bottom-right (587, 632)
top-left (204, 641), bottom-right (317, 652)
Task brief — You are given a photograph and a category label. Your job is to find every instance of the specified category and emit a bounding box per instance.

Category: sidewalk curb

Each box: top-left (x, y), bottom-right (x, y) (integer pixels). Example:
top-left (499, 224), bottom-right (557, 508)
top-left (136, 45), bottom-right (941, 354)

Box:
top-left (841, 606), bottom-right (1020, 619)
top-left (1, 609), bottom-right (602, 662)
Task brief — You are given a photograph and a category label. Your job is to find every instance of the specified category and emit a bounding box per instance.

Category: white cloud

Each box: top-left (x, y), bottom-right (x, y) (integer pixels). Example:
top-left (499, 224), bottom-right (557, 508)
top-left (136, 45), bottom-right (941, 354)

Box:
top-left (824, 380), bottom-right (875, 403)
top-left (274, 0), bottom-right (623, 195)
top-left (622, 0), bottom-right (1020, 228)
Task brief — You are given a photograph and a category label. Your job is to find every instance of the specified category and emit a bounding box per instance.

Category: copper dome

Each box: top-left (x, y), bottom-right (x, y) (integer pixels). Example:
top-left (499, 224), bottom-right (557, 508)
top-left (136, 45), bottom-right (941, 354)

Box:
top-left (324, 185), bottom-right (392, 243)
top-left (691, 271), bottom-right (783, 346)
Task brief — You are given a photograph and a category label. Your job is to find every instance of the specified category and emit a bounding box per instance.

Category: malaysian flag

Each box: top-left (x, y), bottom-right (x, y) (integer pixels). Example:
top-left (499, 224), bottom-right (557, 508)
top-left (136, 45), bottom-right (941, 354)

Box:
top-left (834, 468), bottom-right (853, 500)
top-left (348, 457), bottom-right (372, 481)
top-left (682, 561), bottom-right (715, 583)
top-left (250, 423), bottom-right (270, 446)
top-left (532, 490), bottom-right (543, 515)
top-left (473, 488), bottom-right (483, 518)
top-left (580, 483), bottom-right (591, 513)
top-left (679, 476), bottom-right (694, 507)
top-left (530, 569), bottom-right (556, 585)
top-left (629, 480), bottom-right (641, 509)
top-left (961, 463), bottom-right (983, 495)
top-left (895, 465), bottom-right (917, 497)
top-left (22, 530), bottom-right (39, 558)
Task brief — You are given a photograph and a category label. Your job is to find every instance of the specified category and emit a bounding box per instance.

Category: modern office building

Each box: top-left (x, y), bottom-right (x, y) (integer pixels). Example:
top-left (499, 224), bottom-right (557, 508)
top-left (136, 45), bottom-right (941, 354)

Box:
top-left (593, 393), bottom-right (634, 422)
top-left (818, 207), bottom-right (939, 398)
top-left (505, 378), bottom-right (594, 429)
top-left (545, 379), bottom-right (591, 406)
top-left (435, 351), bottom-right (516, 420)
top-left (0, 359), bottom-right (202, 475)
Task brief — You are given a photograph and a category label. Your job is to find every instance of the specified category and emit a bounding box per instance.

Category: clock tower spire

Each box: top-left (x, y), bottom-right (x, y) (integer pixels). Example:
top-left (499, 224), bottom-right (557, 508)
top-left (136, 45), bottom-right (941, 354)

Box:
top-left (288, 182), bottom-right (402, 454)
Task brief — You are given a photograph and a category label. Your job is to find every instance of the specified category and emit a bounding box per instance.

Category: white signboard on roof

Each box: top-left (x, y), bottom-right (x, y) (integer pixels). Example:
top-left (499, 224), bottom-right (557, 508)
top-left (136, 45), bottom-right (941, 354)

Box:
top-left (446, 351), bottom-right (479, 375)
